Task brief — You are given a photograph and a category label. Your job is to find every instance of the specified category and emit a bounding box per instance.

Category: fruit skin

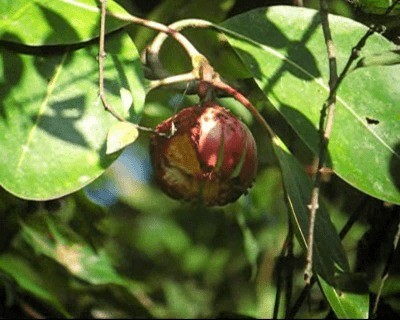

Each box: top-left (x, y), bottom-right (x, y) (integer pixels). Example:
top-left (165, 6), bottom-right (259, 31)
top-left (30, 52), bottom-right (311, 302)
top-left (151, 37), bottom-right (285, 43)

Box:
top-left (150, 101), bottom-right (258, 206)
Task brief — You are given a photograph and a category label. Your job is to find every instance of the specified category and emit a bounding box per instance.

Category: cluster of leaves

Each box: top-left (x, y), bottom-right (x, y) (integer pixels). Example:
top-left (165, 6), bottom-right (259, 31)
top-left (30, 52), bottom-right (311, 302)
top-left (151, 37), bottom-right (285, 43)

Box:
top-left (0, 0), bottom-right (400, 318)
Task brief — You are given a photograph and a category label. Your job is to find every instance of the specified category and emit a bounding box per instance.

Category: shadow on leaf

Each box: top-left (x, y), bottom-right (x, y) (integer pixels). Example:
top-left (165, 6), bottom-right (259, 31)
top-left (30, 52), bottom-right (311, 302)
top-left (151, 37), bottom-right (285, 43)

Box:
top-left (34, 95), bottom-right (89, 147)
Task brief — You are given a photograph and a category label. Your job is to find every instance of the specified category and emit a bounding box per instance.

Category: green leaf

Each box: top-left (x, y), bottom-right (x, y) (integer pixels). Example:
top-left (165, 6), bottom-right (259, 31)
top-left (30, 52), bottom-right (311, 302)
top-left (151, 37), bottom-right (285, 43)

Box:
top-left (132, 0), bottom-right (236, 51)
top-left (356, 0), bottom-right (400, 14)
top-left (272, 137), bottom-right (349, 278)
top-left (221, 6), bottom-right (400, 205)
top-left (106, 122), bottom-right (139, 154)
top-left (271, 136), bottom-right (369, 319)
top-left (20, 215), bottom-right (142, 290)
top-left (18, 214), bottom-right (166, 315)
top-left (319, 275), bottom-right (369, 319)
top-left (354, 49), bottom-right (400, 69)
top-left (120, 87), bottom-right (134, 114)
top-left (48, 221), bottom-right (124, 286)
top-left (0, 0), bottom-right (129, 46)
top-left (236, 211), bottom-right (259, 280)
top-left (0, 253), bottom-right (69, 316)
top-left (0, 31), bottom-right (146, 200)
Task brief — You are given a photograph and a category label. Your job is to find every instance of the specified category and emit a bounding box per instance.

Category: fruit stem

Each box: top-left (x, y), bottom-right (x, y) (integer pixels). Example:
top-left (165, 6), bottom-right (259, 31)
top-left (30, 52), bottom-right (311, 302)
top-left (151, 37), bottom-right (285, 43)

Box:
top-left (145, 19), bottom-right (213, 82)
top-left (104, 8), bottom-right (277, 140)
top-left (98, 0), bottom-right (125, 122)
top-left (107, 12), bottom-right (202, 60)
top-left (98, 0), bottom-right (183, 137)
top-left (210, 78), bottom-right (276, 139)
top-left (146, 72), bottom-right (196, 92)
top-left (143, 17), bottom-right (276, 138)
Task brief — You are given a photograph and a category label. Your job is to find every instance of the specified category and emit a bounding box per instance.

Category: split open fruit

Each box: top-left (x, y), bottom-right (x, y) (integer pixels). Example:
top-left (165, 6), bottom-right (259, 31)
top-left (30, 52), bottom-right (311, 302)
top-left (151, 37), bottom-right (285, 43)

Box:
top-left (150, 102), bottom-right (257, 206)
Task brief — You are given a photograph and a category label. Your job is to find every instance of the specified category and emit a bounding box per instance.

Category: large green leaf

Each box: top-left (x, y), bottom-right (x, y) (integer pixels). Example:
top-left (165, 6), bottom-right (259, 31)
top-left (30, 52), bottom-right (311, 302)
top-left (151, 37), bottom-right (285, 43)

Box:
top-left (0, 31), bottom-right (146, 200)
top-left (0, 0), bottom-right (129, 46)
top-left (272, 136), bottom-right (369, 319)
top-left (221, 6), bottom-right (400, 204)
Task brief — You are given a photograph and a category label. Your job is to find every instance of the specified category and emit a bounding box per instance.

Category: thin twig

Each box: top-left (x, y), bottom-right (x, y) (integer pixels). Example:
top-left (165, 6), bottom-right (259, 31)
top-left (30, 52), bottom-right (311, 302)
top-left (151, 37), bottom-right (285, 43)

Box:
top-left (298, 201), bottom-right (369, 318)
top-left (98, 0), bottom-right (125, 122)
top-left (288, 197), bottom-right (368, 318)
top-left (304, 0), bottom-right (339, 284)
top-left (273, 233), bottom-right (290, 319)
top-left (106, 12), bottom-right (202, 60)
top-left (284, 220), bottom-right (294, 318)
top-left (99, 0), bottom-right (172, 136)
top-left (100, 0), bottom-right (200, 123)
top-left (19, 301), bottom-right (45, 319)
top-left (145, 19), bottom-right (212, 81)
top-left (287, 279), bottom-right (316, 318)
top-left (209, 78), bottom-right (276, 138)
top-left (331, 0), bottom-right (400, 94)
top-left (372, 213), bottom-right (400, 317)
top-left (273, 270), bottom-right (283, 319)
top-left (147, 72), bottom-right (196, 92)
top-left (273, 220), bottom-right (295, 319)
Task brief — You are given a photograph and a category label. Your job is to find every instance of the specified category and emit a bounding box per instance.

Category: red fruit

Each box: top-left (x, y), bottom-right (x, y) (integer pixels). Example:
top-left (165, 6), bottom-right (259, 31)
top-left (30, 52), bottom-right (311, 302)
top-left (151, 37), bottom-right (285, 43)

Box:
top-left (150, 102), bottom-right (257, 206)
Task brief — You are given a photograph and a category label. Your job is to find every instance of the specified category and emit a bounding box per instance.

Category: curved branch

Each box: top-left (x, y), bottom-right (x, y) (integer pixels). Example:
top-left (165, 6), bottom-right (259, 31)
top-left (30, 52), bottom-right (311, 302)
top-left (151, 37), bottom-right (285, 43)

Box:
top-left (107, 12), bottom-right (202, 59)
top-left (145, 19), bottom-right (213, 91)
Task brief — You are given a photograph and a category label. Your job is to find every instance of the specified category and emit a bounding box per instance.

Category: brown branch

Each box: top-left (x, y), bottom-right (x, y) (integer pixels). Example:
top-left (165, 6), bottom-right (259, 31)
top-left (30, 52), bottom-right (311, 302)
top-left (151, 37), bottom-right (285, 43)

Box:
top-left (304, 0), bottom-right (339, 284)
top-left (145, 19), bottom-right (212, 82)
top-left (288, 196), bottom-right (367, 318)
top-left (106, 12), bottom-right (202, 61)
top-left (293, 0), bottom-right (304, 6)
top-left (304, 0), bottom-right (400, 285)
top-left (98, 0), bottom-right (125, 122)
top-left (330, 0), bottom-right (399, 95)
top-left (147, 72), bottom-right (196, 92)
top-left (19, 301), bottom-right (45, 319)
top-left (211, 78), bottom-right (276, 139)
top-left (99, 0), bottom-right (204, 120)
top-left (98, 0), bottom-right (172, 137)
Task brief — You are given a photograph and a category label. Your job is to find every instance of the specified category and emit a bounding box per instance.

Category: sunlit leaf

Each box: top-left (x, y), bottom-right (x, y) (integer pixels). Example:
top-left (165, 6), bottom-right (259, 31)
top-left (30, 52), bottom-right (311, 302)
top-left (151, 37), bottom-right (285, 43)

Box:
top-left (0, 31), bottom-right (146, 200)
top-left (120, 87), bottom-right (134, 114)
top-left (319, 274), bottom-right (369, 319)
top-left (0, 0), bottom-right (129, 45)
top-left (221, 6), bottom-right (400, 205)
top-left (106, 121), bottom-right (139, 155)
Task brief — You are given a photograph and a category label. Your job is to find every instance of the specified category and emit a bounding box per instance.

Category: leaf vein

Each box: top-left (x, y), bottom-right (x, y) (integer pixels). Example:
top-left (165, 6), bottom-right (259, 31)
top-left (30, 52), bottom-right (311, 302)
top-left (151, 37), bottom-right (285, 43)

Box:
top-left (219, 25), bottom-right (400, 160)
top-left (16, 52), bottom-right (68, 170)
top-left (60, 0), bottom-right (100, 13)
top-left (255, 41), bottom-right (400, 160)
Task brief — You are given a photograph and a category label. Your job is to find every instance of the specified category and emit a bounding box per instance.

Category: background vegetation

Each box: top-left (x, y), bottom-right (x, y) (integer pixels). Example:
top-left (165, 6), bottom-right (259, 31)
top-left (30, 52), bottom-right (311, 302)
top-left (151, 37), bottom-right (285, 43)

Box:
top-left (0, 0), bottom-right (400, 318)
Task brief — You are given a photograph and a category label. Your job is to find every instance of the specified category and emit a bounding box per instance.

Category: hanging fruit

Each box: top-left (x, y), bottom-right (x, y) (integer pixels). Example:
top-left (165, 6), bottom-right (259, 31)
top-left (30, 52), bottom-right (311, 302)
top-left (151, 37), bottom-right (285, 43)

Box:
top-left (150, 101), bottom-right (257, 206)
